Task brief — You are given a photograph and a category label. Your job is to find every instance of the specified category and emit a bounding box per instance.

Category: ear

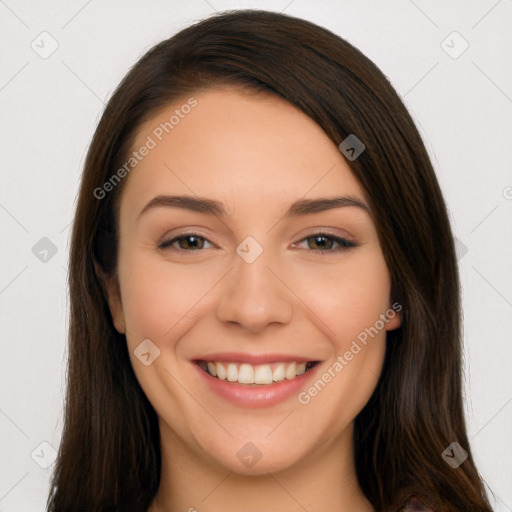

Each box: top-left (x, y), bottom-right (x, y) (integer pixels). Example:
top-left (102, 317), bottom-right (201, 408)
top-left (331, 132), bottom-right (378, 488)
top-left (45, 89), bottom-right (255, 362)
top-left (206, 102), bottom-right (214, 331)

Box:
top-left (94, 259), bottom-right (126, 334)
top-left (385, 299), bottom-right (403, 331)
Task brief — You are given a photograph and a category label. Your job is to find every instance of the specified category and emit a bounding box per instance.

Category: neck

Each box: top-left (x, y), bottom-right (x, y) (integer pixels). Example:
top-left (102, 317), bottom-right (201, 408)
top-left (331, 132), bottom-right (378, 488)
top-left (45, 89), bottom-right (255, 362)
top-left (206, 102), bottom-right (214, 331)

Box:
top-left (148, 420), bottom-right (374, 512)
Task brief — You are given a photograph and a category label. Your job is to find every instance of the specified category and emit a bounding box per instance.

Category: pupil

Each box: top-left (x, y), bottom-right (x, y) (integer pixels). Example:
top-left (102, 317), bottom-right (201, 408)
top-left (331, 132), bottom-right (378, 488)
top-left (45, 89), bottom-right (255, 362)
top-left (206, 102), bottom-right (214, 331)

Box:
top-left (311, 235), bottom-right (331, 250)
top-left (182, 236), bottom-right (202, 249)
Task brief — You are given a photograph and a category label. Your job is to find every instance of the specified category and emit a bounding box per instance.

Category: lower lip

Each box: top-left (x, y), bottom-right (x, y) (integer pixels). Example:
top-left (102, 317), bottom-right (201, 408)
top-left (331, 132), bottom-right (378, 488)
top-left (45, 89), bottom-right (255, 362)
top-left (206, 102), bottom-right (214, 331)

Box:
top-left (193, 362), bottom-right (320, 408)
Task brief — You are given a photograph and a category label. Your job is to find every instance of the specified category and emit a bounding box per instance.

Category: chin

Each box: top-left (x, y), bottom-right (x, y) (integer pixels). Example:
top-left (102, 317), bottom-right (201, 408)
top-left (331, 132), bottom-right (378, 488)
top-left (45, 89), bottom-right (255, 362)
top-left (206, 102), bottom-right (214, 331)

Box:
top-left (194, 429), bottom-right (311, 476)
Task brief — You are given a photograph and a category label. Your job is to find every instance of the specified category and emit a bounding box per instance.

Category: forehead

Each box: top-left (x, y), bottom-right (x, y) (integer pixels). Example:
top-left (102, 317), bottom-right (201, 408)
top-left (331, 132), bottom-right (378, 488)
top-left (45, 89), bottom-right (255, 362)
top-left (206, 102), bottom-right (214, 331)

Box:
top-left (121, 87), bottom-right (366, 219)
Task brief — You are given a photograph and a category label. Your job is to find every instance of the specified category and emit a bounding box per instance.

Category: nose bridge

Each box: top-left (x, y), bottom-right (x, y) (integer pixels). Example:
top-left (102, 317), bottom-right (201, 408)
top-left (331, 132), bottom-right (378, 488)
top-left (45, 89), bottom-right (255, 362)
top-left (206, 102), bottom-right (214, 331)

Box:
top-left (215, 238), bottom-right (294, 332)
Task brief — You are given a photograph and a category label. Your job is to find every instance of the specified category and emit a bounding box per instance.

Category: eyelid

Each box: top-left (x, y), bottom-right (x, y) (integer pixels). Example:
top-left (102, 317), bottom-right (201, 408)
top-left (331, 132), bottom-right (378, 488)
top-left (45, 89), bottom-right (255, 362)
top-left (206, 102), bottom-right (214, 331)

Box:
top-left (292, 231), bottom-right (357, 252)
top-left (157, 231), bottom-right (216, 250)
top-left (158, 230), bottom-right (356, 254)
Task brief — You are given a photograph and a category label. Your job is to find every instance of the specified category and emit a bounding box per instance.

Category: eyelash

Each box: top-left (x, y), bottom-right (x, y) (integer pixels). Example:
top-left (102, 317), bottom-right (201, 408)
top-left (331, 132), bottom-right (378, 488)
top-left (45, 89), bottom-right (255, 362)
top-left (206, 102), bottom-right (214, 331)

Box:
top-left (157, 232), bottom-right (356, 254)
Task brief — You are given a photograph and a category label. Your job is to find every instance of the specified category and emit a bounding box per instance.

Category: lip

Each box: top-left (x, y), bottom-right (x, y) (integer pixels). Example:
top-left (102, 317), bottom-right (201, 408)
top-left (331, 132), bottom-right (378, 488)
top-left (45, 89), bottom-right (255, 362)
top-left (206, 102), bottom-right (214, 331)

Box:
top-left (195, 352), bottom-right (314, 365)
top-left (192, 356), bottom-right (321, 409)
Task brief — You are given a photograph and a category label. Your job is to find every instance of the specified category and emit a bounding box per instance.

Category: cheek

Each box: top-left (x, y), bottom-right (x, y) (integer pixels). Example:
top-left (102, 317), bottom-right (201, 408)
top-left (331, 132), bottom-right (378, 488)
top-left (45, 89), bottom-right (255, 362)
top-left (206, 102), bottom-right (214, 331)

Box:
top-left (287, 250), bottom-right (391, 419)
top-left (117, 252), bottom-right (217, 345)
top-left (118, 245), bottom-right (392, 347)
top-left (287, 250), bottom-right (392, 342)
top-left (294, 258), bottom-right (390, 430)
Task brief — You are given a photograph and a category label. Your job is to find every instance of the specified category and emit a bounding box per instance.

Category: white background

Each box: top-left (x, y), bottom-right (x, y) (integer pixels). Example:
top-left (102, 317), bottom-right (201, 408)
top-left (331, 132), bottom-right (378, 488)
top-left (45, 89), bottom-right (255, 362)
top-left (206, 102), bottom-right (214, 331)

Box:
top-left (0, 1), bottom-right (511, 510)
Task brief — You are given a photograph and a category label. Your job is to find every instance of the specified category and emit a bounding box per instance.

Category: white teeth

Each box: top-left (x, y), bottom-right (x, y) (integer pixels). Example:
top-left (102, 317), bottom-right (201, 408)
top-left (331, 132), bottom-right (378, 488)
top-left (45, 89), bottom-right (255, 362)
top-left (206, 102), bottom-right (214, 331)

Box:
top-left (238, 363), bottom-right (255, 384)
top-left (207, 362), bottom-right (216, 377)
top-left (215, 362), bottom-right (226, 380)
top-left (272, 363), bottom-right (285, 382)
top-left (227, 363), bottom-right (238, 382)
top-left (254, 365), bottom-right (273, 385)
top-left (202, 360), bottom-right (313, 384)
top-left (285, 362), bottom-right (297, 380)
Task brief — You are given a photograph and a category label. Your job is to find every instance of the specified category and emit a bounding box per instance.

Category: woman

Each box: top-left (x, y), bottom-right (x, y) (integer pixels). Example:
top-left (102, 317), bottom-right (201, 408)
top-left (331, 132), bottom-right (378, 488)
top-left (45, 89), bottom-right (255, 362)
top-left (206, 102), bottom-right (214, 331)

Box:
top-left (47, 9), bottom-right (493, 512)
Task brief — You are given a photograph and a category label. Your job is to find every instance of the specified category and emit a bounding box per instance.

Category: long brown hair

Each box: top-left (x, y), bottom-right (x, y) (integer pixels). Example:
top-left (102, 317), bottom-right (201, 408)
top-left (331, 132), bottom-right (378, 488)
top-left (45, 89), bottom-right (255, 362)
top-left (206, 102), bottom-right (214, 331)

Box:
top-left (47, 9), bottom-right (493, 512)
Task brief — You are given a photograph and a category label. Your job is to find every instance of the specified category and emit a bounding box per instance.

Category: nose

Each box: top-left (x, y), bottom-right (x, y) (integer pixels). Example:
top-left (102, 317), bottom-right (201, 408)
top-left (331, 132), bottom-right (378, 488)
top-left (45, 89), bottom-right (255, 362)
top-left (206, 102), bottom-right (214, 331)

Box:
top-left (215, 248), bottom-right (294, 334)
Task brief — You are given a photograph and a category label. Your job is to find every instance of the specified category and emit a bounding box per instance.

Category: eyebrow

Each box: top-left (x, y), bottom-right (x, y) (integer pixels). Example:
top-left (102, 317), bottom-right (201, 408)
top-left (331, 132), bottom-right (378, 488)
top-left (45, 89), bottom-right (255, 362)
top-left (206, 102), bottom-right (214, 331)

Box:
top-left (137, 194), bottom-right (370, 221)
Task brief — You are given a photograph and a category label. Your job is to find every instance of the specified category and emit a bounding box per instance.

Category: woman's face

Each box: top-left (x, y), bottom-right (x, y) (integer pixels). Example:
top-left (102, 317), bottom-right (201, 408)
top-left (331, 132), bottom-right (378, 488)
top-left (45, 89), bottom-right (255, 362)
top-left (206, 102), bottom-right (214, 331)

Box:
top-left (105, 87), bottom-right (401, 474)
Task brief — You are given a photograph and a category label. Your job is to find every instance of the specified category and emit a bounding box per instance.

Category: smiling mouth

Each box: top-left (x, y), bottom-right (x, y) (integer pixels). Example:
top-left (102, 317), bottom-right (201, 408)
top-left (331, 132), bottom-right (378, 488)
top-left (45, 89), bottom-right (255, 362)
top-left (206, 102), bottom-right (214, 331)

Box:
top-left (195, 360), bottom-right (319, 385)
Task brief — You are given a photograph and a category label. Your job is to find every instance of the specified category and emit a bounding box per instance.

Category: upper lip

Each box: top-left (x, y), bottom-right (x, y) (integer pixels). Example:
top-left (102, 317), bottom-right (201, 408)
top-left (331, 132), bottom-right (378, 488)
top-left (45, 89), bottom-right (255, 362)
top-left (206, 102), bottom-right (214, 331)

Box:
top-left (193, 352), bottom-right (318, 365)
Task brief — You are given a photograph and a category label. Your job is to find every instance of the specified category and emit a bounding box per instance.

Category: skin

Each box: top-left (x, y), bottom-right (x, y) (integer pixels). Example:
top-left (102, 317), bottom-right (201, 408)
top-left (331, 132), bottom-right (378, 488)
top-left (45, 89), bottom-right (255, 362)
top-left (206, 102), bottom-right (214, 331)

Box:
top-left (105, 87), bottom-right (401, 512)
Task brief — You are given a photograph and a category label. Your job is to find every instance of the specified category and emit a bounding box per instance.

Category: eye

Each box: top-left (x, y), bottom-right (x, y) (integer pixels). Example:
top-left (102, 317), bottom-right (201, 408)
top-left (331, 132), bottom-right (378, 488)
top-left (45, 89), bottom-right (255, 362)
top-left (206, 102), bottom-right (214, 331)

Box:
top-left (158, 233), bottom-right (214, 251)
top-left (294, 232), bottom-right (356, 253)
top-left (158, 232), bottom-right (356, 253)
